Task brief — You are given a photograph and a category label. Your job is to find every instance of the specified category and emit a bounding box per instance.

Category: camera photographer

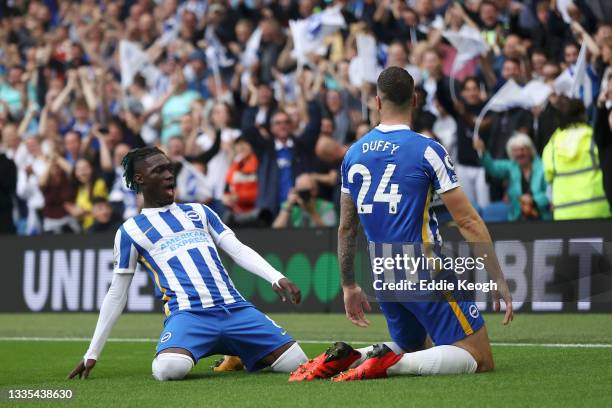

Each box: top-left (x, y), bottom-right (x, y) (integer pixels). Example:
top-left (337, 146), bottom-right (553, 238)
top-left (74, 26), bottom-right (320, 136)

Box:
top-left (272, 173), bottom-right (336, 228)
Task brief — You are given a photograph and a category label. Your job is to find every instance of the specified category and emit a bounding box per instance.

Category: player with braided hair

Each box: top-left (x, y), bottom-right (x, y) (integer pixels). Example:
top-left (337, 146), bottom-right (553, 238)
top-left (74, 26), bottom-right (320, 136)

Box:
top-left (69, 147), bottom-right (308, 381)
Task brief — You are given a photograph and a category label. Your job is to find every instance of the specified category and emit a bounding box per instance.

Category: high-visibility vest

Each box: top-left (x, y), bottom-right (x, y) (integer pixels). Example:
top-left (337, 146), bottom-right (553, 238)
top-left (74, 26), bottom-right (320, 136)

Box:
top-left (542, 124), bottom-right (611, 220)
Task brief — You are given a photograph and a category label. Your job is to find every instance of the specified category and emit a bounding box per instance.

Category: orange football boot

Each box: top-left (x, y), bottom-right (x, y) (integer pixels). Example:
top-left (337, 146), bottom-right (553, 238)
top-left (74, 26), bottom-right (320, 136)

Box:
top-left (332, 344), bottom-right (401, 382)
top-left (289, 342), bottom-right (361, 382)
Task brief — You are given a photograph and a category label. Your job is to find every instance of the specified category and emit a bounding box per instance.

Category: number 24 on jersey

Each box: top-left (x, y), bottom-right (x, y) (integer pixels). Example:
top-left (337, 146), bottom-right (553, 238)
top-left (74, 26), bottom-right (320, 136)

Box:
top-left (347, 163), bottom-right (402, 215)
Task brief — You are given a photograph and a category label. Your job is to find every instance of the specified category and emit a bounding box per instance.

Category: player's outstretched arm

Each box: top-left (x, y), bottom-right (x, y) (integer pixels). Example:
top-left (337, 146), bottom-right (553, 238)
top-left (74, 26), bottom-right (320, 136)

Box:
top-left (218, 233), bottom-right (301, 304)
top-left (67, 273), bottom-right (133, 379)
top-left (440, 187), bottom-right (513, 325)
top-left (338, 192), bottom-right (371, 328)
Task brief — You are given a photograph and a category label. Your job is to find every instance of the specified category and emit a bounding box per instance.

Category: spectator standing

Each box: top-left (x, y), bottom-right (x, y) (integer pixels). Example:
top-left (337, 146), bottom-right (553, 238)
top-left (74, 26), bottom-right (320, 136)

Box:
top-left (65, 158), bottom-right (108, 230)
top-left (450, 77), bottom-right (491, 209)
top-left (594, 83), bottom-right (612, 210)
top-left (223, 136), bottom-right (259, 218)
top-left (0, 146), bottom-right (17, 234)
top-left (543, 98), bottom-right (611, 220)
top-left (245, 101), bottom-right (321, 216)
top-left (160, 71), bottom-right (201, 145)
top-left (193, 102), bottom-right (241, 206)
top-left (39, 154), bottom-right (79, 233)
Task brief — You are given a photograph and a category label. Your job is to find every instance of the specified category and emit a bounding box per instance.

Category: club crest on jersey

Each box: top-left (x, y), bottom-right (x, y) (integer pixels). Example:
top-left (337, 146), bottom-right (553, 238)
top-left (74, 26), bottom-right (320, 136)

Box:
top-left (186, 210), bottom-right (201, 222)
top-left (160, 332), bottom-right (172, 343)
top-left (469, 305), bottom-right (479, 319)
top-left (444, 155), bottom-right (455, 170)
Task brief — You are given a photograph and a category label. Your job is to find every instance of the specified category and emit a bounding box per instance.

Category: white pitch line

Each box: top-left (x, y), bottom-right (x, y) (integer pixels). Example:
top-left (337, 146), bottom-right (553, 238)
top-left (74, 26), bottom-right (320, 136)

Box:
top-left (0, 337), bottom-right (611, 348)
top-left (0, 336), bottom-right (155, 343)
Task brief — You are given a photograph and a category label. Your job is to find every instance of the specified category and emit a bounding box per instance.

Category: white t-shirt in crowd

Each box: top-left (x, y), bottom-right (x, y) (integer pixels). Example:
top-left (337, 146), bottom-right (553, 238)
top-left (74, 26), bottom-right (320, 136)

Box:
top-left (196, 128), bottom-right (242, 200)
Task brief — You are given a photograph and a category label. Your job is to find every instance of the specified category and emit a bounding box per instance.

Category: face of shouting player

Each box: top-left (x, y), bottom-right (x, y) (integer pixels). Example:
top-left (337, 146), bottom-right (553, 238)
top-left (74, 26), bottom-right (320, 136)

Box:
top-left (134, 153), bottom-right (176, 208)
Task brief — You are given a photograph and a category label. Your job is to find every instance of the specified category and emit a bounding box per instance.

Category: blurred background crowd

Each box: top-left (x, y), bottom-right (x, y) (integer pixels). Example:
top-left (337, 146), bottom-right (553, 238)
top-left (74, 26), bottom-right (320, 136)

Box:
top-left (1, 0), bottom-right (611, 235)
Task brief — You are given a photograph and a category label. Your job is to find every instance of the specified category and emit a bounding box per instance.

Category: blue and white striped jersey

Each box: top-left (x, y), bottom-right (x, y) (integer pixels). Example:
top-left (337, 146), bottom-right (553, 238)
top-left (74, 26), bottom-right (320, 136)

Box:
top-left (113, 203), bottom-right (246, 315)
top-left (341, 124), bottom-right (459, 245)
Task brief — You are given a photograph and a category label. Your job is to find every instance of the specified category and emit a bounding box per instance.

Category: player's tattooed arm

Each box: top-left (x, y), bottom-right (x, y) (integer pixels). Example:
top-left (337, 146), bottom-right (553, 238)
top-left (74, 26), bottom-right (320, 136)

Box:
top-left (338, 192), bottom-right (360, 286)
top-left (338, 192), bottom-right (371, 327)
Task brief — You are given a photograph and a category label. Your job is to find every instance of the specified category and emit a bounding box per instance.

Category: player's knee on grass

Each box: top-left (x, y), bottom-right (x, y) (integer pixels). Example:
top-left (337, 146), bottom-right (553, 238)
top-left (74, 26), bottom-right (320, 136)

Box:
top-left (476, 352), bottom-right (495, 373)
top-left (456, 327), bottom-right (495, 373)
top-left (152, 353), bottom-right (194, 381)
top-left (270, 343), bottom-right (308, 373)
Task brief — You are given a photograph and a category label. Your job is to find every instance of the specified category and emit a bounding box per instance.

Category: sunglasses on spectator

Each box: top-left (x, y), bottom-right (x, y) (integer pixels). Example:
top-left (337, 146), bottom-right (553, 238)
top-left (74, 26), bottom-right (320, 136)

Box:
top-left (272, 119), bottom-right (290, 125)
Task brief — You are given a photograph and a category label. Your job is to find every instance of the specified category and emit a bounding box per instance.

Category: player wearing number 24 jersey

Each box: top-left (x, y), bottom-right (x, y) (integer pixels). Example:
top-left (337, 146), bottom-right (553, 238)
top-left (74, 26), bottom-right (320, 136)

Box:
top-left (340, 123), bottom-right (457, 245)
top-left (290, 67), bottom-right (513, 383)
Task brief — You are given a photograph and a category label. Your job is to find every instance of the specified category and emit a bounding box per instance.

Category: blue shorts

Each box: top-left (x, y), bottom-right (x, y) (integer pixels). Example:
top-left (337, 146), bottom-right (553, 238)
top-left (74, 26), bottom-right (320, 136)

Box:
top-left (379, 296), bottom-right (484, 351)
top-left (156, 303), bottom-right (293, 371)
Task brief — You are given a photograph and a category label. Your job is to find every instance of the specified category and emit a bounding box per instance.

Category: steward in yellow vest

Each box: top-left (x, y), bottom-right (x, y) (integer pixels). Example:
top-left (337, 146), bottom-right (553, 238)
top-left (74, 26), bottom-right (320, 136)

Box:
top-left (542, 99), bottom-right (611, 220)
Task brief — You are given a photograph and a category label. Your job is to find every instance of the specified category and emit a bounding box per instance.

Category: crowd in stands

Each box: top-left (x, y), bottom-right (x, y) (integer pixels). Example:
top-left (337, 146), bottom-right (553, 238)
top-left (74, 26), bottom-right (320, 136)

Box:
top-left (0, 0), bottom-right (611, 235)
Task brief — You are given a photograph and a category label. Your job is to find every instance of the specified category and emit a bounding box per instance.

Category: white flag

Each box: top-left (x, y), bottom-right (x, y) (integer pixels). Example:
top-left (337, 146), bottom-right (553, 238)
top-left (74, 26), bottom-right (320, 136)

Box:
top-left (119, 40), bottom-right (160, 89)
top-left (443, 25), bottom-right (489, 73)
top-left (521, 80), bottom-right (552, 107)
top-left (119, 41), bottom-right (147, 88)
top-left (290, 6), bottom-right (346, 63)
top-left (483, 79), bottom-right (524, 112)
top-left (348, 34), bottom-right (381, 87)
top-left (241, 27), bottom-right (262, 68)
top-left (176, 158), bottom-right (212, 202)
top-left (556, 0), bottom-right (573, 23)
top-left (569, 42), bottom-right (591, 104)
top-left (474, 79), bottom-right (548, 137)
top-left (554, 42), bottom-right (593, 107)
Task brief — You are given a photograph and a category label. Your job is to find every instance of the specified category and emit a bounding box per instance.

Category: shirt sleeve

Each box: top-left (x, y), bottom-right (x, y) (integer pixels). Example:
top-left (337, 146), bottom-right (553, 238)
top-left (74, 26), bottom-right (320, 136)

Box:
top-left (83, 273), bottom-right (133, 360)
top-left (423, 141), bottom-right (460, 194)
top-left (113, 226), bottom-right (138, 274)
top-left (217, 233), bottom-right (285, 285)
top-left (203, 205), bottom-right (234, 244)
top-left (340, 157), bottom-right (350, 194)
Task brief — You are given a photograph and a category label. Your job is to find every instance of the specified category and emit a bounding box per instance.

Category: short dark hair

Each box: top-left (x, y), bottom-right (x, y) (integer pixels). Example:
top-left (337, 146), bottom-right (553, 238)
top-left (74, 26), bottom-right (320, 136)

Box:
top-left (564, 41), bottom-right (580, 51)
top-left (91, 197), bottom-right (110, 206)
top-left (234, 135), bottom-right (252, 146)
top-left (480, 0), bottom-right (497, 11)
top-left (596, 21), bottom-right (612, 31)
top-left (133, 74), bottom-right (147, 89)
top-left (557, 97), bottom-right (586, 128)
top-left (461, 76), bottom-right (480, 90)
top-left (376, 67), bottom-right (415, 109)
top-left (121, 146), bottom-right (165, 192)
top-left (504, 57), bottom-right (521, 67)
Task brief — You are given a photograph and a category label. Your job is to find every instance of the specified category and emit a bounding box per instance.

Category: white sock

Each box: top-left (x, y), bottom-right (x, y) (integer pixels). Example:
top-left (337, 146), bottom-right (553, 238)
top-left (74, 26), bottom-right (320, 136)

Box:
top-left (271, 343), bottom-right (308, 373)
top-left (351, 342), bottom-right (404, 368)
top-left (387, 345), bottom-right (477, 376)
top-left (152, 353), bottom-right (194, 381)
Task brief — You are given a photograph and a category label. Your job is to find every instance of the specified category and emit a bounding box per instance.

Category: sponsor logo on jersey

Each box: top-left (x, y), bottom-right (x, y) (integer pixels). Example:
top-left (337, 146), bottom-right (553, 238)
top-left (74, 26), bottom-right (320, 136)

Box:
top-left (160, 332), bottom-right (172, 343)
top-left (159, 230), bottom-right (208, 251)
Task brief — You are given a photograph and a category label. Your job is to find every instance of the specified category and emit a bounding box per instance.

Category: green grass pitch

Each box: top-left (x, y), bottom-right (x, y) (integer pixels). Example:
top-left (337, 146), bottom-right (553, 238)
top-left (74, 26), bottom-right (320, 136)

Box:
top-left (1, 313), bottom-right (611, 407)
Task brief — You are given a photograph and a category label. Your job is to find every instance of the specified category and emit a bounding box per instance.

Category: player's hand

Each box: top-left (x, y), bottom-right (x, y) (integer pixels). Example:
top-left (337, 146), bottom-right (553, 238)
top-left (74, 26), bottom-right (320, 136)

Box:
top-left (492, 280), bottom-right (513, 325)
top-left (273, 277), bottom-right (301, 304)
top-left (343, 284), bottom-right (371, 328)
top-left (67, 359), bottom-right (96, 379)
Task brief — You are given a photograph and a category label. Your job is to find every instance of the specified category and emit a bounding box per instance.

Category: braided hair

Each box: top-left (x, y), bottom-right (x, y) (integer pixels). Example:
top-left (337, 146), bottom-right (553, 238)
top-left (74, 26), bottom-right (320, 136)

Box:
top-left (121, 146), bottom-right (164, 192)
